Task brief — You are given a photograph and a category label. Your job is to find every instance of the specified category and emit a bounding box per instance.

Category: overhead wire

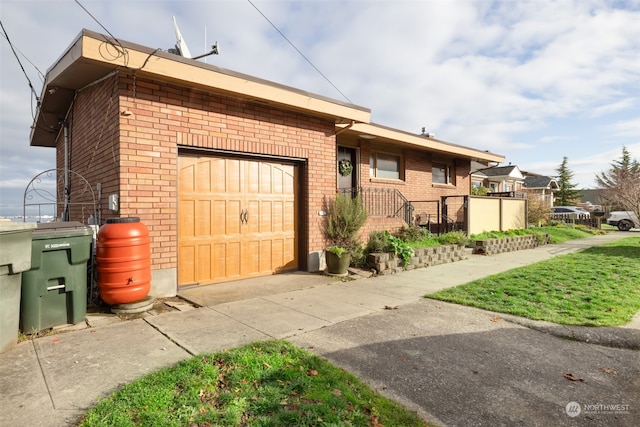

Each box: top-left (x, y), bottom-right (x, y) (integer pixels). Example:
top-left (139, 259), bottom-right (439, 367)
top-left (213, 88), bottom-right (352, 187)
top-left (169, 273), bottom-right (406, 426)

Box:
top-left (0, 19), bottom-right (41, 107)
top-left (246, 0), bottom-right (353, 104)
top-left (0, 29), bottom-right (45, 82)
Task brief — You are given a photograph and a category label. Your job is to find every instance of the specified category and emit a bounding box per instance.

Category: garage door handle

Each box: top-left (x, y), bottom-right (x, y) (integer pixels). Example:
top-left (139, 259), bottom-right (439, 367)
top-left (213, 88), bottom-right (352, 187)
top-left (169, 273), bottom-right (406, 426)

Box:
top-left (240, 209), bottom-right (249, 224)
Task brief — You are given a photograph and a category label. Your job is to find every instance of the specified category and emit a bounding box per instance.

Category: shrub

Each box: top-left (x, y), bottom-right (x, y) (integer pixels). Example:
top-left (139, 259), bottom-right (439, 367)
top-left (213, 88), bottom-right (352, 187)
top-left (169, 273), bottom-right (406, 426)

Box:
top-left (366, 230), bottom-right (389, 253)
top-left (438, 231), bottom-right (470, 246)
top-left (326, 193), bottom-right (368, 248)
top-left (349, 243), bottom-right (368, 268)
top-left (471, 186), bottom-right (488, 196)
top-left (394, 225), bottom-right (432, 243)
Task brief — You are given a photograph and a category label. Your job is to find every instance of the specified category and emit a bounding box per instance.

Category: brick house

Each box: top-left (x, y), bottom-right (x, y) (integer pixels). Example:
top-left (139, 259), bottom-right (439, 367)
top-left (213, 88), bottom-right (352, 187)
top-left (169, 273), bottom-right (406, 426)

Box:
top-left (29, 30), bottom-right (503, 297)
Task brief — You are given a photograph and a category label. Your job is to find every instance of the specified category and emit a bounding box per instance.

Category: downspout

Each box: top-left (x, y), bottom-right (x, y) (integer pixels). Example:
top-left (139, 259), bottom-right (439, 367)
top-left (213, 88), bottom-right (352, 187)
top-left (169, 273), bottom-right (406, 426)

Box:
top-left (63, 121), bottom-right (70, 221)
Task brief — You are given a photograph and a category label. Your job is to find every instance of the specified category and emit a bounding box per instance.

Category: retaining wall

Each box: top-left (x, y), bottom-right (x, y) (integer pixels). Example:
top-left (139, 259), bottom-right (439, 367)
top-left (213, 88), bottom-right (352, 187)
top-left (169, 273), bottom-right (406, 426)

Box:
top-left (471, 234), bottom-right (550, 255)
top-left (368, 245), bottom-right (471, 275)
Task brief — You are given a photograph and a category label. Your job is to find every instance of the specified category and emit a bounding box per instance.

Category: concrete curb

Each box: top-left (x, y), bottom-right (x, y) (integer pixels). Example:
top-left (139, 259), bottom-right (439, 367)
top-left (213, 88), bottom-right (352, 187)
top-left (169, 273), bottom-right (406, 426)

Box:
top-left (499, 314), bottom-right (640, 350)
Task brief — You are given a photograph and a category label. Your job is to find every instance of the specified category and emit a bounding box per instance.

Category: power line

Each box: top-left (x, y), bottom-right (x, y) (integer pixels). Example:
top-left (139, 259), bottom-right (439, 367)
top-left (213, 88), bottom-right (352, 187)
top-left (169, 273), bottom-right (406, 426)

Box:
top-left (0, 19), bottom-right (41, 102)
top-left (0, 30), bottom-right (45, 82)
top-left (74, 0), bottom-right (119, 44)
top-left (246, 0), bottom-right (353, 104)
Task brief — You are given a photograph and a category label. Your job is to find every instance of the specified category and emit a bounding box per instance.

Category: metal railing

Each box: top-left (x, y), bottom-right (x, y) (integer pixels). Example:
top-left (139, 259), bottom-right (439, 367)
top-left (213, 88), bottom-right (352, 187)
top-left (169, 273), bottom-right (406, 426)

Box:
top-left (341, 187), bottom-right (414, 224)
top-left (487, 191), bottom-right (527, 199)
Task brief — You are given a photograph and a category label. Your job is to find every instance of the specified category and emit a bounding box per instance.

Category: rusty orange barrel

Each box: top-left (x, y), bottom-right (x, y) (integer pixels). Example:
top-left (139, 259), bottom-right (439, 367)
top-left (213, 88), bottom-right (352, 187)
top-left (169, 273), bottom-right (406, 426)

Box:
top-left (96, 217), bottom-right (151, 305)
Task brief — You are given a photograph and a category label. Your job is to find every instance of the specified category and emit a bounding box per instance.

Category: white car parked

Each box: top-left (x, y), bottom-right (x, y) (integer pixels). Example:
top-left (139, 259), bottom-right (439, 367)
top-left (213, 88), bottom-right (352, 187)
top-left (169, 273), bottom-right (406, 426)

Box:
top-left (606, 211), bottom-right (640, 231)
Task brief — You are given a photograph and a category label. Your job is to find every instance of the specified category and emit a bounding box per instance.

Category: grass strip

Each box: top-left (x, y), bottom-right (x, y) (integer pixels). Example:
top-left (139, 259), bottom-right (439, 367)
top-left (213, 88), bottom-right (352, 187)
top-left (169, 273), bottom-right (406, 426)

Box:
top-left (79, 340), bottom-right (427, 427)
top-left (427, 237), bottom-right (640, 326)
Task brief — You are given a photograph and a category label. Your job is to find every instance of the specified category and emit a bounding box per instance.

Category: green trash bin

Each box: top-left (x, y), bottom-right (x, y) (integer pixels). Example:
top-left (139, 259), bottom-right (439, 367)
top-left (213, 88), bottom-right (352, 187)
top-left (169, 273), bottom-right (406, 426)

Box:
top-left (0, 219), bottom-right (36, 353)
top-left (20, 222), bottom-right (93, 333)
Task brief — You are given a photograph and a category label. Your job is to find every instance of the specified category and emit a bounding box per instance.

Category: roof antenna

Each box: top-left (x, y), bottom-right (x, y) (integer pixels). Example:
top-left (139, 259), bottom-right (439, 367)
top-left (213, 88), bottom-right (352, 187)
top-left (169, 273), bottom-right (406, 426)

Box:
top-left (168, 16), bottom-right (219, 60)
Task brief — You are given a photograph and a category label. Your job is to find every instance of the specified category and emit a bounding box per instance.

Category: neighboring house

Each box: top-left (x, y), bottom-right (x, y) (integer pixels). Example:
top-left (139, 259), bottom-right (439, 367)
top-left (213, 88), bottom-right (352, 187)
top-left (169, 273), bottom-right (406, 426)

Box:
top-left (29, 29), bottom-right (503, 296)
top-left (471, 164), bottom-right (525, 195)
top-left (522, 175), bottom-right (559, 207)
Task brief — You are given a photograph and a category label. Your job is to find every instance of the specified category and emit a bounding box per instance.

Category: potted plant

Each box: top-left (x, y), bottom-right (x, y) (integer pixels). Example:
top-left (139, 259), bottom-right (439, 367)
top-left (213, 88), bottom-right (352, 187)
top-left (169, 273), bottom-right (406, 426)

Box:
top-left (325, 192), bottom-right (368, 276)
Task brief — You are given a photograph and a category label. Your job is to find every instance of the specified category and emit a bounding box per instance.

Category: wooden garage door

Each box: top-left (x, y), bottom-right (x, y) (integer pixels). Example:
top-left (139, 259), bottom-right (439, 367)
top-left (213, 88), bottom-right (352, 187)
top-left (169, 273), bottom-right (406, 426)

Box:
top-left (178, 155), bottom-right (298, 285)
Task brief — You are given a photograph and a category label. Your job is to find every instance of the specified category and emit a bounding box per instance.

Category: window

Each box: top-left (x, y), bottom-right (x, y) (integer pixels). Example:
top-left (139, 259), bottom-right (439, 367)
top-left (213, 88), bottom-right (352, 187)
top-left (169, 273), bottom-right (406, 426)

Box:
top-left (370, 152), bottom-right (402, 180)
top-left (432, 162), bottom-right (455, 185)
top-left (505, 183), bottom-right (513, 192)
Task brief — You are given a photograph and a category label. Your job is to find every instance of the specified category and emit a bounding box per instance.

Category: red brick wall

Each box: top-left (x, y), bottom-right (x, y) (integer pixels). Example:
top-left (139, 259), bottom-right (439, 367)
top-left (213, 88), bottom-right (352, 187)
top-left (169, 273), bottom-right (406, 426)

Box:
top-left (115, 73), bottom-right (337, 269)
top-left (59, 73), bottom-right (120, 223)
top-left (352, 141), bottom-right (471, 243)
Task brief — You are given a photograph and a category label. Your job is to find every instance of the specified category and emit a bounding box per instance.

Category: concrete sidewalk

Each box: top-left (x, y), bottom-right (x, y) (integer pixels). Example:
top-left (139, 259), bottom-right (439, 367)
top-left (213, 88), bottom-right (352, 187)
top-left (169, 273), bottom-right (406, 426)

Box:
top-left (1, 232), bottom-right (638, 426)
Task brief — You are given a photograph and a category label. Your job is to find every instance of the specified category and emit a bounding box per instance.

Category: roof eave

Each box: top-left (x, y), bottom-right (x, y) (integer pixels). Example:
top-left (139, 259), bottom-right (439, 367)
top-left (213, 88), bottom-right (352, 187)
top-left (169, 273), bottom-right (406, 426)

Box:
top-left (30, 29), bottom-right (371, 147)
top-left (338, 122), bottom-right (505, 163)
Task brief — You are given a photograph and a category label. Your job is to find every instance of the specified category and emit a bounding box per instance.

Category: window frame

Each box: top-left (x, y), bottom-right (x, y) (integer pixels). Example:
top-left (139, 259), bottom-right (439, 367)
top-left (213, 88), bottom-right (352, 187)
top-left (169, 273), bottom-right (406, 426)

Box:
top-left (369, 150), bottom-right (404, 181)
top-left (432, 161), bottom-right (456, 186)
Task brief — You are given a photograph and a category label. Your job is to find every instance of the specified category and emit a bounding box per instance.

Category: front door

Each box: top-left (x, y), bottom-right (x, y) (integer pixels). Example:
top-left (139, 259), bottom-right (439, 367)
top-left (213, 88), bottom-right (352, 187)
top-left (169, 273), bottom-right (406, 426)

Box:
top-left (337, 146), bottom-right (357, 191)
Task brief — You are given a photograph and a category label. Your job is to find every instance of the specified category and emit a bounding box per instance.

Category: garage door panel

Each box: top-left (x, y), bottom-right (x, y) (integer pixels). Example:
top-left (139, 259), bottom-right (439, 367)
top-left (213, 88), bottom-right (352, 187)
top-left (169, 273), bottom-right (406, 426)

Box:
top-left (244, 240), bottom-right (260, 275)
top-left (259, 163), bottom-right (272, 194)
top-left (225, 242), bottom-right (241, 278)
top-left (283, 238), bottom-right (295, 270)
top-left (195, 200), bottom-right (211, 236)
top-left (196, 160), bottom-right (212, 193)
top-left (212, 200), bottom-right (226, 235)
top-left (227, 159), bottom-right (242, 194)
top-left (259, 201), bottom-right (272, 233)
top-left (226, 200), bottom-right (242, 234)
top-left (178, 245), bottom-right (195, 284)
top-left (179, 161), bottom-right (196, 192)
top-left (272, 201), bottom-right (283, 232)
top-left (179, 199), bottom-right (195, 237)
top-left (246, 161), bottom-right (260, 194)
top-left (271, 239), bottom-right (284, 270)
top-left (246, 200), bottom-right (260, 233)
top-left (197, 244), bottom-right (212, 281)
top-left (212, 243), bottom-right (226, 281)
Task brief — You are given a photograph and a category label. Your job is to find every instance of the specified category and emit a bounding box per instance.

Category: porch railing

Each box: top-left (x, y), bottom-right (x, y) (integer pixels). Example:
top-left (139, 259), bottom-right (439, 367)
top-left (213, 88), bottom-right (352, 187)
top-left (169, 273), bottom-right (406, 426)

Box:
top-left (340, 187), bottom-right (414, 224)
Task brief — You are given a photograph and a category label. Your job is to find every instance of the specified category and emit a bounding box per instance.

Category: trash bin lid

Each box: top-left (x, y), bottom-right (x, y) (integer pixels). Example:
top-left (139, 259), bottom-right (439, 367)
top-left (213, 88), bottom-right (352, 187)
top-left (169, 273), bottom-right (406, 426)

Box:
top-left (32, 221), bottom-right (93, 238)
top-left (0, 219), bottom-right (37, 234)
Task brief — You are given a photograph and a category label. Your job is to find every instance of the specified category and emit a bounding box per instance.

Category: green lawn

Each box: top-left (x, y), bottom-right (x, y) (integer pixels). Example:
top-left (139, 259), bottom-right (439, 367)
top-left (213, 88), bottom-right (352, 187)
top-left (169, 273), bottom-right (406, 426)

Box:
top-left (79, 340), bottom-right (427, 427)
top-left (427, 236), bottom-right (640, 326)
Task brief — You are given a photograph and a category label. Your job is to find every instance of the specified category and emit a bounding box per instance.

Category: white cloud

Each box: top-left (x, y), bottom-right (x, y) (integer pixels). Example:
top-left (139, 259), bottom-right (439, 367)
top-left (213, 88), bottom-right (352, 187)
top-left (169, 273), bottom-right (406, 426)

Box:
top-left (1, 0), bottom-right (639, 209)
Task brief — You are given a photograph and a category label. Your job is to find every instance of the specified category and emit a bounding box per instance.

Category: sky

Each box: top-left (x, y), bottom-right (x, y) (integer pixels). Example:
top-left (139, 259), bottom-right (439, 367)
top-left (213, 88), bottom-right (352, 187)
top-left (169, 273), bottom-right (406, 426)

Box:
top-left (1, 0), bottom-right (639, 216)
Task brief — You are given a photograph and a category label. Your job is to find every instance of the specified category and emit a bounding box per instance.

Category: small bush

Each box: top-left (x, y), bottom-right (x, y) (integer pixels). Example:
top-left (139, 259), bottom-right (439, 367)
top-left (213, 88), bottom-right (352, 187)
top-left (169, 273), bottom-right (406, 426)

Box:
top-left (366, 230), bottom-right (389, 253)
top-left (349, 243), bottom-right (368, 268)
top-left (394, 225), bottom-right (431, 243)
top-left (438, 231), bottom-right (470, 246)
top-left (326, 193), bottom-right (368, 248)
